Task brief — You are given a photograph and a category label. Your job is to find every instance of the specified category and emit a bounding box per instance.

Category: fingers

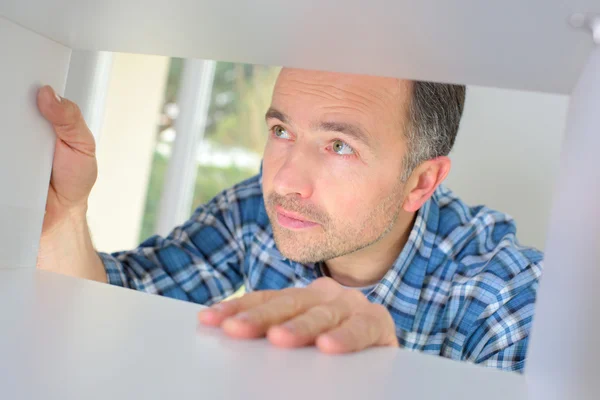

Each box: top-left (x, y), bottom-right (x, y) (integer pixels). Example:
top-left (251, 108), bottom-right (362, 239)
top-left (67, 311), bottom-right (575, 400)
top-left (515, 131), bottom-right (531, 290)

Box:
top-left (197, 277), bottom-right (342, 330)
top-left (197, 278), bottom-right (399, 354)
top-left (37, 85), bottom-right (96, 156)
top-left (198, 290), bottom-right (280, 327)
top-left (316, 304), bottom-right (399, 354)
top-left (266, 289), bottom-right (363, 348)
top-left (221, 287), bottom-right (336, 339)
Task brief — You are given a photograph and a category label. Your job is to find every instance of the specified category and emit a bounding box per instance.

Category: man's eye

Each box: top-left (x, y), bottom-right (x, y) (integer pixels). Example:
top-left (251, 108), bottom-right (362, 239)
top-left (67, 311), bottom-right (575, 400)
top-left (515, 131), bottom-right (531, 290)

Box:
top-left (273, 125), bottom-right (291, 139)
top-left (332, 140), bottom-right (354, 155)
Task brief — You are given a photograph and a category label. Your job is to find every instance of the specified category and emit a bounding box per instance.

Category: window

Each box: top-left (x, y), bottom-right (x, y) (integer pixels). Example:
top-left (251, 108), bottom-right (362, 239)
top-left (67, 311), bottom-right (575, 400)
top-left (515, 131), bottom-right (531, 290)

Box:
top-left (139, 60), bottom-right (280, 241)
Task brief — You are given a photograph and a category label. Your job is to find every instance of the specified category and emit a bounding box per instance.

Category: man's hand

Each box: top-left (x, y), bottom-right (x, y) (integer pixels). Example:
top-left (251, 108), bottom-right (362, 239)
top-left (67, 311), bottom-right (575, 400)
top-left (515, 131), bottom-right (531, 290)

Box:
top-left (35, 86), bottom-right (106, 282)
top-left (36, 85), bottom-right (98, 234)
top-left (198, 277), bottom-right (399, 353)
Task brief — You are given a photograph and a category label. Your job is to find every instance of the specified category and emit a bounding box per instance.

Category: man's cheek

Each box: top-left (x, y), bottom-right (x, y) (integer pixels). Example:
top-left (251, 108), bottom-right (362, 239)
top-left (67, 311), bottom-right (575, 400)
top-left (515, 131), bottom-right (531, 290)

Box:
top-left (262, 147), bottom-right (286, 181)
top-left (320, 189), bottom-right (361, 222)
top-left (261, 157), bottom-right (276, 191)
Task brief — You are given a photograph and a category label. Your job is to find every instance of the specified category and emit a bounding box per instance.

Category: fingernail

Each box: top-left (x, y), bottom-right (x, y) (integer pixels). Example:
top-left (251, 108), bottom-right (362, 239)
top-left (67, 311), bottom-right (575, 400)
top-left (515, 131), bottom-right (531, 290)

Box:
top-left (319, 332), bottom-right (341, 344)
top-left (232, 312), bottom-right (252, 322)
top-left (281, 322), bottom-right (297, 334)
top-left (51, 87), bottom-right (61, 103)
top-left (197, 309), bottom-right (210, 319)
top-left (210, 303), bottom-right (225, 312)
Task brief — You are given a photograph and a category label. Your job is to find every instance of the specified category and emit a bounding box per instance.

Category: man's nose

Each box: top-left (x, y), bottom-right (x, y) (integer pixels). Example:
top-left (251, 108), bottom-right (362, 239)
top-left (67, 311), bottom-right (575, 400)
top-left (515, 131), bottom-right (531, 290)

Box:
top-left (272, 145), bottom-right (316, 199)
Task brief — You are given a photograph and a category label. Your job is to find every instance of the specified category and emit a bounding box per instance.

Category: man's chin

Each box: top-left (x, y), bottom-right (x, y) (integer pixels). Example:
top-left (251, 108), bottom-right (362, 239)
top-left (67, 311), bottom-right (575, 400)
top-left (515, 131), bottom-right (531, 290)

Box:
top-left (279, 252), bottom-right (322, 265)
top-left (272, 236), bottom-right (321, 264)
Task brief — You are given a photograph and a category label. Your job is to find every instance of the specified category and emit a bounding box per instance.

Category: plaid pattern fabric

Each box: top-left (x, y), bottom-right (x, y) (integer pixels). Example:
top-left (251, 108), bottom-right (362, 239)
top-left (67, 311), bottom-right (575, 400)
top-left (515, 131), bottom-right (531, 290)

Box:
top-left (101, 174), bottom-right (542, 373)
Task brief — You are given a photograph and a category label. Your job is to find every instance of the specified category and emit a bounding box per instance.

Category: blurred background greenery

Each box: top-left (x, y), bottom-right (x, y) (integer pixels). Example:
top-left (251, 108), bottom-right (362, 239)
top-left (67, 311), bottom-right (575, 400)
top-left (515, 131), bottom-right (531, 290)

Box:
top-left (139, 60), bottom-right (280, 241)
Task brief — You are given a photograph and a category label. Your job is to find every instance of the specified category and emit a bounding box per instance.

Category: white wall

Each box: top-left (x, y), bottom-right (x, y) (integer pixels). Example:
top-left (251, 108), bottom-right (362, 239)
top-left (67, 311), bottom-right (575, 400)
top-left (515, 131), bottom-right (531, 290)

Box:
top-left (445, 86), bottom-right (569, 251)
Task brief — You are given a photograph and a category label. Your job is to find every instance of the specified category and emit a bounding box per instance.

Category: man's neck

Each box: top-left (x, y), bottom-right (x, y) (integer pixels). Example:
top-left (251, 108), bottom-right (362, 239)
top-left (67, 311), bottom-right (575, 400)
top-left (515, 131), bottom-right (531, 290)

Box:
top-left (323, 212), bottom-right (416, 288)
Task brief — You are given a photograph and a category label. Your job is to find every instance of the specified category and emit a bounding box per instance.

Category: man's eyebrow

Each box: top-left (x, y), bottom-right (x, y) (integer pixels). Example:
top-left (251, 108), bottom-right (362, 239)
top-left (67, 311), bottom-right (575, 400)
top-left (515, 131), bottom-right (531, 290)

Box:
top-left (265, 107), bottom-right (290, 124)
top-left (265, 107), bottom-right (371, 148)
top-left (314, 121), bottom-right (371, 147)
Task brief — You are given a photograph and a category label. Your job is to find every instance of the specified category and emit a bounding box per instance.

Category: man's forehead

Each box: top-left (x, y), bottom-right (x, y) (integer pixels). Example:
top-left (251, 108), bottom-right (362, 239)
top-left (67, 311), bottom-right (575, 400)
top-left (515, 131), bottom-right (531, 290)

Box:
top-left (274, 68), bottom-right (410, 100)
top-left (271, 68), bottom-right (411, 134)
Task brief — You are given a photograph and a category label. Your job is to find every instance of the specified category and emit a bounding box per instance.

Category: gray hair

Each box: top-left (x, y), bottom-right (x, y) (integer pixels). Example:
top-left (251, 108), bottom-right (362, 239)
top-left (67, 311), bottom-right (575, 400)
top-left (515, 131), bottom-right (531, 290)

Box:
top-left (402, 81), bottom-right (466, 181)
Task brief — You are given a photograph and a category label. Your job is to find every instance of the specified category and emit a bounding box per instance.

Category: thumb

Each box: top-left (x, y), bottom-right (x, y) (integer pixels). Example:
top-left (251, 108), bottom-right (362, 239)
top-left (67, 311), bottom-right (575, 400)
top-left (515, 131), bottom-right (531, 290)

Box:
top-left (37, 85), bottom-right (96, 155)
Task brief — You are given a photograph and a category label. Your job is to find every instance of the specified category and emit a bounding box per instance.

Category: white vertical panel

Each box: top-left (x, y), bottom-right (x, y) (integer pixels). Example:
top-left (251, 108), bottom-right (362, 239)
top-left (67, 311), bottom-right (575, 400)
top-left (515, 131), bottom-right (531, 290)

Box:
top-left (526, 46), bottom-right (600, 399)
top-left (0, 16), bottom-right (71, 268)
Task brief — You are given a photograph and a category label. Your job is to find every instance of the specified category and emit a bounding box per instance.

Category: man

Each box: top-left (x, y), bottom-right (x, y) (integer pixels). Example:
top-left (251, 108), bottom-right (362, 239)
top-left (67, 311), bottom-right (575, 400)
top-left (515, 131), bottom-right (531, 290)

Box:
top-left (36, 68), bottom-right (542, 373)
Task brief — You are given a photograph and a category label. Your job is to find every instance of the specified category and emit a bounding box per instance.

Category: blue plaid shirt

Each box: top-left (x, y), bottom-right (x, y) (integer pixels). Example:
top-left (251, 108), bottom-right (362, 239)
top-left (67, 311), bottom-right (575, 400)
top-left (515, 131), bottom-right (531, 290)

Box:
top-left (100, 174), bottom-right (543, 373)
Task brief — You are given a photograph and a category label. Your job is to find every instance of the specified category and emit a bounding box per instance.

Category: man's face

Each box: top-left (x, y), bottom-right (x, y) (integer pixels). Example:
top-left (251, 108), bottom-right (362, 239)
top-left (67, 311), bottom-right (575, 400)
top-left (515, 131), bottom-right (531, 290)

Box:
top-left (262, 68), bottom-right (411, 264)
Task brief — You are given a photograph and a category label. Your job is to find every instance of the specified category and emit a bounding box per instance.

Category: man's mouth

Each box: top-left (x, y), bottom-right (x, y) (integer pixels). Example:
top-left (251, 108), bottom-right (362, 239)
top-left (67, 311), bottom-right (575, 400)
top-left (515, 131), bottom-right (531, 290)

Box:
top-left (275, 205), bottom-right (320, 230)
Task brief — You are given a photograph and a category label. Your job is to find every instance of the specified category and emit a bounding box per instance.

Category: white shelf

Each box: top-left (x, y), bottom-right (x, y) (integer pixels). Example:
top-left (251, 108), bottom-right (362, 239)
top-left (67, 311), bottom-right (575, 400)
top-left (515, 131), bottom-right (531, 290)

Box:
top-left (1, 0), bottom-right (598, 94)
top-left (0, 269), bottom-right (527, 400)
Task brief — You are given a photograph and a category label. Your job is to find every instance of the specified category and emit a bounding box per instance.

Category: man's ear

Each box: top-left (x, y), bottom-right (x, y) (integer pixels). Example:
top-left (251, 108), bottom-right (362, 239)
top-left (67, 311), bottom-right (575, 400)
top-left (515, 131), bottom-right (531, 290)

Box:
top-left (402, 156), bottom-right (451, 213)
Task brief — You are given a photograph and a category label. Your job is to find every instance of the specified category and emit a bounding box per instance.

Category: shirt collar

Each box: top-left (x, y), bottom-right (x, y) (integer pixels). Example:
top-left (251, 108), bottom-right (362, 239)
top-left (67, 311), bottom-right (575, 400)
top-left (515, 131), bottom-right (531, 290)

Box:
top-left (366, 193), bottom-right (439, 329)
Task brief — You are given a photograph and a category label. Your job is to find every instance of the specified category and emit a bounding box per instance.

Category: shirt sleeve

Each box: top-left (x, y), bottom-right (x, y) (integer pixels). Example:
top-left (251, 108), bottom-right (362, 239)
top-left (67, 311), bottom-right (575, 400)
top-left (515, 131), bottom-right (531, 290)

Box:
top-left (461, 261), bottom-right (541, 373)
top-left (98, 185), bottom-right (250, 306)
